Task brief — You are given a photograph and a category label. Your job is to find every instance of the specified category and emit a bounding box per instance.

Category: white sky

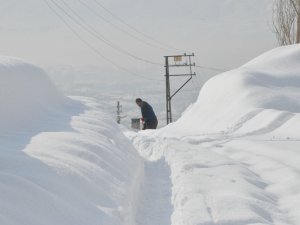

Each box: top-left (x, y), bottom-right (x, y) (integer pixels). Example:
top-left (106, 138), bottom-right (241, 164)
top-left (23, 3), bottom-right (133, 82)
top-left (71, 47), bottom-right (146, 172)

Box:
top-left (0, 0), bottom-right (277, 81)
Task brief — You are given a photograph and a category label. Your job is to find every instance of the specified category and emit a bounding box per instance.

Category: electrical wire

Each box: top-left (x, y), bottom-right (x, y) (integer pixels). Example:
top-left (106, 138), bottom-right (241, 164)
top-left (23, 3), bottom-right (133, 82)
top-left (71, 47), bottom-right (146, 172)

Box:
top-left (188, 60), bottom-right (201, 92)
top-left (195, 65), bottom-right (229, 72)
top-left (77, 0), bottom-right (176, 53)
top-left (46, 0), bottom-right (229, 82)
top-left (193, 53), bottom-right (230, 72)
top-left (52, 0), bottom-right (163, 66)
top-left (93, 0), bottom-right (190, 53)
top-left (44, 0), bottom-right (163, 81)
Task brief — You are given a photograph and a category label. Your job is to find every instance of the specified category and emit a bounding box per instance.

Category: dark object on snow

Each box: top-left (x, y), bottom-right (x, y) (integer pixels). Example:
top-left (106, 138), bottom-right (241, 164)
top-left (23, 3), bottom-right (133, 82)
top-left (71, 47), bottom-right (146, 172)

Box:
top-left (135, 98), bottom-right (158, 130)
top-left (131, 118), bottom-right (141, 130)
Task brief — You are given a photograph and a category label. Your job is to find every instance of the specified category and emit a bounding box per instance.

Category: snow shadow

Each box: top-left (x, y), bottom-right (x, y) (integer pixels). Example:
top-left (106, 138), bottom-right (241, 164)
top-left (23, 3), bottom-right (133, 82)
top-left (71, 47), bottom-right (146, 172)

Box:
top-left (0, 101), bottom-right (122, 224)
top-left (0, 101), bottom-right (85, 153)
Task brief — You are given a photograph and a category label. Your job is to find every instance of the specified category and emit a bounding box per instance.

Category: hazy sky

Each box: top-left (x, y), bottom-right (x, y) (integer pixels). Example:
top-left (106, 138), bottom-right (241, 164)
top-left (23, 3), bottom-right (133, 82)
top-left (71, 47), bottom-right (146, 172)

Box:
top-left (0, 0), bottom-right (276, 81)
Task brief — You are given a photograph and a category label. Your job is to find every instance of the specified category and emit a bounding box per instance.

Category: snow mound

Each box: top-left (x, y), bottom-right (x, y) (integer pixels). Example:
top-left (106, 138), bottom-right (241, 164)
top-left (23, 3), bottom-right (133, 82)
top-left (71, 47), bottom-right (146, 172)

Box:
top-left (1, 97), bottom-right (143, 225)
top-left (162, 44), bottom-right (300, 136)
top-left (0, 58), bottom-right (143, 225)
top-left (128, 45), bottom-right (300, 225)
top-left (0, 56), bottom-right (68, 133)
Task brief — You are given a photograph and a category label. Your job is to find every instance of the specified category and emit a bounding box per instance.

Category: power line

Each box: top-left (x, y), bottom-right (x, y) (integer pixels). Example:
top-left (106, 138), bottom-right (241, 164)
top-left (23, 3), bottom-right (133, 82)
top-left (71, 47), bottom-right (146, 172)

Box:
top-left (46, 0), bottom-right (229, 81)
top-left (193, 54), bottom-right (229, 72)
top-left (195, 65), bottom-right (229, 72)
top-left (44, 0), bottom-right (163, 81)
top-left (77, 0), bottom-right (175, 53)
top-left (52, 0), bottom-right (163, 66)
top-left (93, 0), bottom-right (190, 53)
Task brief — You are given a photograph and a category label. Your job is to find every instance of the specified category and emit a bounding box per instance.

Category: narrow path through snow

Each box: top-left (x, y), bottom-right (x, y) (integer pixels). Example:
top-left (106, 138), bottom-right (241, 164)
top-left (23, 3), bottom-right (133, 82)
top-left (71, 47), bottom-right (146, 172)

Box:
top-left (135, 159), bottom-right (173, 225)
top-left (127, 129), bottom-right (300, 225)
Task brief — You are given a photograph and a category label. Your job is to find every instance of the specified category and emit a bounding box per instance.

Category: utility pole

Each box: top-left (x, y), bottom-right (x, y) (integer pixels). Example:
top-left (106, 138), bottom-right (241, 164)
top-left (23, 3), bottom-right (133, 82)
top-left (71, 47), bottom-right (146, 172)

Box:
top-left (117, 101), bottom-right (122, 124)
top-left (165, 56), bottom-right (172, 124)
top-left (164, 53), bottom-right (196, 124)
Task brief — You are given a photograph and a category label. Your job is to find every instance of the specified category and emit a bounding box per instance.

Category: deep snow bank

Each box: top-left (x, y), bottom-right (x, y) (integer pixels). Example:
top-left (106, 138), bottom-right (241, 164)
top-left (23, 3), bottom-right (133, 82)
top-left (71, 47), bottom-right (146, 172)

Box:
top-left (161, 45), bottom-right (300, 136)
top-left (126, 45), bottom-right (300, 225)
top-left (0, 57), bottom-right (143, 225)
top-left (0, 56), bottom-right (68, 133)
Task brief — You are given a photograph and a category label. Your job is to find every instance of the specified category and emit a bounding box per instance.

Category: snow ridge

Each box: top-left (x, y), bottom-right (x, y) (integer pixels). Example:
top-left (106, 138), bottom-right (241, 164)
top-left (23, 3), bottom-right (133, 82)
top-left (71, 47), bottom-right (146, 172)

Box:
top-left (0, 58), bottom-right (143, 225)
top-left (127, 45), bottom-right (300, 225)
top-left (160, 44), bottom-right (300, 137)
top-left (1, 45), bottom-right (300, 225)
top-left (0, 56), bottom-right (69, 134)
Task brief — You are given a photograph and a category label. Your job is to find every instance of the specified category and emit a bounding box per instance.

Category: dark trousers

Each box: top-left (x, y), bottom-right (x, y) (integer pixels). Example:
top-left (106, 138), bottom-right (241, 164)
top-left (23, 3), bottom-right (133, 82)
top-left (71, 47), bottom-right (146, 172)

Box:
top-left (143, 119), bottom-right (158, 130)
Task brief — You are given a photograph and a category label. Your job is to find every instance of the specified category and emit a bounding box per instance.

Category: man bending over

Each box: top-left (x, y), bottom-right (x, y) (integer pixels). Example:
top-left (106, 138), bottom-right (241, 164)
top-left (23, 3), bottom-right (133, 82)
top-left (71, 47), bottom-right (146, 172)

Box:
top-left (135, 98), bottom-right (158, 130)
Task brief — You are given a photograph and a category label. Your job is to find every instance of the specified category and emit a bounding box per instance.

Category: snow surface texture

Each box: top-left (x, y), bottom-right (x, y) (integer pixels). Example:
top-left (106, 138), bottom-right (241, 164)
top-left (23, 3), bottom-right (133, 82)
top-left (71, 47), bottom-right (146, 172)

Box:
top-left (2, 44), bottom-right (300, 225)
top-left (0, 57), bottom-right (69, 134)
top-left (126, 45), bottom-right (300, 225)
top-left (0, 58), bottom-right (143, 225)
top-left (159, 44), bottom-right (300, 136)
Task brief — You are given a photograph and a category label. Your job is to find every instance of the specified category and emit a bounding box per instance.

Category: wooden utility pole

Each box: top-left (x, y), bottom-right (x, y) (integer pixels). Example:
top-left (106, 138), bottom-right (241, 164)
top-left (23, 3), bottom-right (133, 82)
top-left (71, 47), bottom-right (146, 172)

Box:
top-left (165, 56), bottom-right (172, 124)
top-left (164, 53), bottom-right (196, 124)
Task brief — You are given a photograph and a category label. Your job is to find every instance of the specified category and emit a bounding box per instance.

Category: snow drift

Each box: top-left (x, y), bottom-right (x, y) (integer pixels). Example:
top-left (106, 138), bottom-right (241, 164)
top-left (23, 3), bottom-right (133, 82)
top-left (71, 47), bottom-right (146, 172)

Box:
top-left (2, 45), bottom-right (300, 225)
top-left (128, 45), bottom-right (300, 225)
top-left (161, 44), bottom-right (300, 137)
top-left (0, 56), bottom-right (68, 133)
top-left (0, 57), bottom-right (142, 225)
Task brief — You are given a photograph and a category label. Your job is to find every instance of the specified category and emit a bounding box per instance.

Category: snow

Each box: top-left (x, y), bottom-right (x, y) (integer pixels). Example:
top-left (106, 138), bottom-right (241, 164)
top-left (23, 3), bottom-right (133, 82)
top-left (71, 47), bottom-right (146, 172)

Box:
top-left (0, 56), bottom-right (79, 141)
top-left (125, 45), bottom-right (300, 225)
top-left (0, 57), bottom-right (143, 225)
top-left (1, 44), bottom-right (300, 225)
top-left (157, 45), bottom-right (300, 137)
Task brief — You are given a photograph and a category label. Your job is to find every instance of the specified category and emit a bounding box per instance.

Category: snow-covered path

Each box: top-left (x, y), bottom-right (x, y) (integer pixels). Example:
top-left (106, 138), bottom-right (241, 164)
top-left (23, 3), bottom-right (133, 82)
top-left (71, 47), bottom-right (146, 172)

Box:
top-left (123, 45), bottom-right (300, 225)
top-left (2, 42), bottom-right (300, 225)
top-left (135, 159), bottom-right (173, 225)
top-left (127, 131), bottom-right (300, 225)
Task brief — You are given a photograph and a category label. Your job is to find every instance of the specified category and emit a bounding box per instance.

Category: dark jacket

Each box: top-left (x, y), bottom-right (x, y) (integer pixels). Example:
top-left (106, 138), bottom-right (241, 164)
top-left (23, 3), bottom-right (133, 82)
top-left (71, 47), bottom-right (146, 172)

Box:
top-left (141, 101), bottom-right (157, 123)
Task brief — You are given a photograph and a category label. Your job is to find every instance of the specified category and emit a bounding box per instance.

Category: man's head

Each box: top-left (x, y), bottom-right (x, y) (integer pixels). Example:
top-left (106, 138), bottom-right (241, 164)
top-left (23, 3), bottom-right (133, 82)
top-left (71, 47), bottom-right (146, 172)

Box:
top-left (136, 98), bottom-right (143, 107)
